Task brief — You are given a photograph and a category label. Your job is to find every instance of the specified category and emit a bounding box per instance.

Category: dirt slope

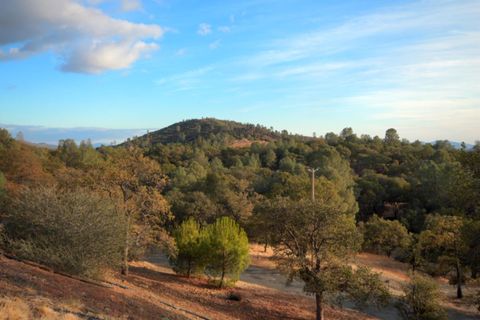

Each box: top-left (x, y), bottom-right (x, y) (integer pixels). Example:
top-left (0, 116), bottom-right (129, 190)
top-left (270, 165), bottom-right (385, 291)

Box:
top-left (0, 254), bottom-right (375, 320)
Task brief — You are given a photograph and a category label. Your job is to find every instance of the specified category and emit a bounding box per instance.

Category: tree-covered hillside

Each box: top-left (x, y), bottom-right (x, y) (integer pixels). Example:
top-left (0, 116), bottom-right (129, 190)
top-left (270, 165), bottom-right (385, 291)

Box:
top-left (1, 119), bottom-right (480, 318)
top-left (128, 118), bottom-right (283, 147)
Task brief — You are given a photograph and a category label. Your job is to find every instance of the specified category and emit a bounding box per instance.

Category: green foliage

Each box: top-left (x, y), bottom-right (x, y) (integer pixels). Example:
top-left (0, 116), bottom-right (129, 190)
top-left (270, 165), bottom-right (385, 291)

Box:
top-left (418, 214), bottom-right (467, 298)
top-left (170, 218), bottom-right (205, 277)
top-left (462, 220), bottom-right (480, 278)
top-left (0, 171), bottom-right (5, 196)
top-left (385, 128), bottom-right (400, 145)
top-left (203, 217), bottom-right (250, 288)
top-left (2, 187), bottom-right (126, 278)
top-left (346, 266), bottom-right (391, 309)
top-left (362, 215), bottom-right (412, 257)
top-left (270, 197), bottom-right (389, 316)
top-left (396, 274), bottom-right (447, 320)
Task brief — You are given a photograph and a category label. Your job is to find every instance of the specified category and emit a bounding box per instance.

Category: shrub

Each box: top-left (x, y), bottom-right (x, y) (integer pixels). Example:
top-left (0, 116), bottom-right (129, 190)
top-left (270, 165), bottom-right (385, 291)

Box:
top-left (362, 215), bottom-right (412, 257)
top-left (1, 187), bottom-right (126, 278)
top-left (203, 216), bottom-right (250, 288)
top-left (170, 218), bottom-right (206, 277)
top-left (396, 274), bottom-right (447, 320)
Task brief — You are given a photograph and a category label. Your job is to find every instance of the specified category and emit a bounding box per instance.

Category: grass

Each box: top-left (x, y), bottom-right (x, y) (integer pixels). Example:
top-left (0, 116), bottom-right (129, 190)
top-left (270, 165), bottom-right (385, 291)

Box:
top-left (0, 296), bottom-right (80, 320)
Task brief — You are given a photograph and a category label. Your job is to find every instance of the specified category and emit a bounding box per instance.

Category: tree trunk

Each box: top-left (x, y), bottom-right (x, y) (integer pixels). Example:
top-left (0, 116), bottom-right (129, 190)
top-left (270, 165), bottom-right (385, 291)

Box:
top-left (456, 260), bottom-right (463, 299)
top-left (315, 293), bottom-right (324, 320)
top-left (121, 214), bottom-right (131, 276)
top-left (264, 240), bottom-right (268, 253)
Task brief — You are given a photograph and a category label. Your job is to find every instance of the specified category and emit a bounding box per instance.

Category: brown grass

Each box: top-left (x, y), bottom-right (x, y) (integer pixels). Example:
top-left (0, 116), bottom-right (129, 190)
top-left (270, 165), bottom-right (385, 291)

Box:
top-left (0, 253), bottom-right (376, 320)
top-left (0, 296), bottom-right (80, 320)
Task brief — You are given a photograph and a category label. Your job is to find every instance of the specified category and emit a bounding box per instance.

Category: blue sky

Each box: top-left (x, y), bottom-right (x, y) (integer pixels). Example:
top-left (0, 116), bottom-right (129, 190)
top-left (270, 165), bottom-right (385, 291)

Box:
top-left (1, 0), bottom-right (479, 144)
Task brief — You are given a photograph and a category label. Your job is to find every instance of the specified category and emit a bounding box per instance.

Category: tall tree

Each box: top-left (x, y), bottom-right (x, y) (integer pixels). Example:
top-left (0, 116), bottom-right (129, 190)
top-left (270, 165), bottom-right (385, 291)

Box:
top-left (418, 214), bottom-right (467, 298)
top-left (270, 192), bottom-right (389, 320)
top-left (203, 216), bottom-right (250, 288)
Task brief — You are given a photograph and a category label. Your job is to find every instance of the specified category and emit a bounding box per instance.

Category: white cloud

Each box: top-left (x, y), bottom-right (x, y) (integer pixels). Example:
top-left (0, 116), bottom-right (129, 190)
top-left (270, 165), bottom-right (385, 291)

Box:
top-left (197, 23), bottom-right (212, 36)
top-left (0, 0), bottom-right (163, 74)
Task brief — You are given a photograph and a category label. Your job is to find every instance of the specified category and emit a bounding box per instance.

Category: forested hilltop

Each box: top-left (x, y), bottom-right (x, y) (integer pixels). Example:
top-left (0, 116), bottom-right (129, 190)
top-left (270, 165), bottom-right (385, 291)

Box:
top-left (1, 118), bottom-right (479, 319)
top-left (124, 118), bottom-right (479, 229)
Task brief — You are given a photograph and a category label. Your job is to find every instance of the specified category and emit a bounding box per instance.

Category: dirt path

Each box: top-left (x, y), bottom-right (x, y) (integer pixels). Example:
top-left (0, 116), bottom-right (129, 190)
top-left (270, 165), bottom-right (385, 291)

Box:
top-left (147, 246), bottom-right (480, 320)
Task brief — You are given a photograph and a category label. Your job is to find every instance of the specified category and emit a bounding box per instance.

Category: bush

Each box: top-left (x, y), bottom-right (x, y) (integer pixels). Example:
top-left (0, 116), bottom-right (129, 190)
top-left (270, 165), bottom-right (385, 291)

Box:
top-left (362, 215), bottom-right (412, 257)
top-left (1, 187), bottom-right (126, 278)
top-left (396, 274), bottom-right (447, 320)
top-left (203, 217), bottom-right (250, 288)
top-left (170, 218), bottom-right (205, 277)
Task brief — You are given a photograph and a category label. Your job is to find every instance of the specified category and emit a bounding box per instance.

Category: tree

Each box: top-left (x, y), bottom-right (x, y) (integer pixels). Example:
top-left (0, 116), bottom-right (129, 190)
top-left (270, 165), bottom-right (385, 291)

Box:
top-left (462, 220), bottom-right (480, 278)
top-left (362, 215), bottom-right (412, 257)
top-left (203, 217), bottom-right (250, 288)
top-left (396, 274), bottom-right (447, 320)
top-left (262, 148), bottom-right (277, 168)
top-left (418, 214), bottom-right (467, 298)
top-left (271, 197), bottom-right (389, 320)
top-left (170, 218), bottom-right (205, 277)
top-left (94, 146), bottom-right (171, 276)
top-left (384, 128), bottom-right (400, 145)
top-left (1, 187), bottom-right (126, 278)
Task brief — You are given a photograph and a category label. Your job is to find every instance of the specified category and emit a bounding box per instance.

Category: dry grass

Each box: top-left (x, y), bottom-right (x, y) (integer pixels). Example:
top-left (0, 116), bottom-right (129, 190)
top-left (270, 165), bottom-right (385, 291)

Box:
top-left (0, 297), bottom-right (80, 320)
top-left (229, 139), bottom-right (268, 148)
top-left (0, 297), bottom-right (32, 320)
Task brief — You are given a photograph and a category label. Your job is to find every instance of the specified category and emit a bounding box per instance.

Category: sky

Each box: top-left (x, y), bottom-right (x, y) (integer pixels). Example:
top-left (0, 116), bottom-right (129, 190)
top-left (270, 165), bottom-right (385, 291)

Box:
top-left (0, 0), bottom-right (479, 145)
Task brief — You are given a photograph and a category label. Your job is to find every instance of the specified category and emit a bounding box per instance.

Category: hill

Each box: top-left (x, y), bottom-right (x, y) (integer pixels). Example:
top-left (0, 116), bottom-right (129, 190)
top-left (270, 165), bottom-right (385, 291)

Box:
top-left (128, 118), bottom-right (285, 147)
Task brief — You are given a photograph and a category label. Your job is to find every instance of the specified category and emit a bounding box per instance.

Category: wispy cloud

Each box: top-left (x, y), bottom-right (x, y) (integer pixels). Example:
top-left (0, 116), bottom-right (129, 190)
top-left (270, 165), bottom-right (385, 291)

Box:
top-left (226, 0), bottom-right (480, 142)
top-left (155, 66), bottom-right (214, 91)
top-left (209, 39), bottom-right (221, 50)
top-left (218, 26), bottom-right (231, 33)
top-left (197, 23), bottom-right (212, 36)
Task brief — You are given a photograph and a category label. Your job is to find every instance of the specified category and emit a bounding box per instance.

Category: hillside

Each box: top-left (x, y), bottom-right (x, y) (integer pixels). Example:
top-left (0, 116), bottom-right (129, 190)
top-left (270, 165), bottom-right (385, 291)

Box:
top-left (0, 251), bottom-right (377, 320)
top-left (128, 118), bottom-right (284, 146)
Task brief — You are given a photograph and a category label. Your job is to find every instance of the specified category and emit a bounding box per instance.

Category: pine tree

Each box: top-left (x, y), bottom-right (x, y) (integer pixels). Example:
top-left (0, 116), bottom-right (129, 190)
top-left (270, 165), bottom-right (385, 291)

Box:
top-left (203, 217), bottom-right (250, 288)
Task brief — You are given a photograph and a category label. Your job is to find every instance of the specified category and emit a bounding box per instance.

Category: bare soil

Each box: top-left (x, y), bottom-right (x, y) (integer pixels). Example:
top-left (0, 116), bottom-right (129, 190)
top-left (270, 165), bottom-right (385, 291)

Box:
top-left (0, 253), bottom-right (375, 320)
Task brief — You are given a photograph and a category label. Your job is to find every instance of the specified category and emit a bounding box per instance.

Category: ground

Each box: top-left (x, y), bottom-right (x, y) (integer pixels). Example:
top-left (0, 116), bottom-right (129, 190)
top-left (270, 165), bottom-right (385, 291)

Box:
top-left (0, 252), bottom-right (373, 320)
top-left (0, 244), bottom-right (479, 320)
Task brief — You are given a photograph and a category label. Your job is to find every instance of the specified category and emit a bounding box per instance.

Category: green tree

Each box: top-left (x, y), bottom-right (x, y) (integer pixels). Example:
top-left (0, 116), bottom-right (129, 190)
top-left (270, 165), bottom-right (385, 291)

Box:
top-left (203, 217), bottom-right (250, 288)
top-left (384, 128), bottom-right (400, 145)
top-left (418, 214), bottom-right (467, 298)
top-left (170, 218), bottom-right (205, 277)
top-left (362, 215), bottom-right (412, 257)
top-left (462, 220), bottom-right (480, 278)
top-left (396, 274), bottom-right (447, 320)
top-left (271, 198), bottom-right (389, 320)
top-left (262, 148), bottom-right (277, 168)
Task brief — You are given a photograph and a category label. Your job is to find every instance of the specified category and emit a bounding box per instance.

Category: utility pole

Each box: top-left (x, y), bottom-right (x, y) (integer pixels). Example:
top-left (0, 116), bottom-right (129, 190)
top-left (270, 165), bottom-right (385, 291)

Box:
top-left (307, 167), bottom-right (319, 201)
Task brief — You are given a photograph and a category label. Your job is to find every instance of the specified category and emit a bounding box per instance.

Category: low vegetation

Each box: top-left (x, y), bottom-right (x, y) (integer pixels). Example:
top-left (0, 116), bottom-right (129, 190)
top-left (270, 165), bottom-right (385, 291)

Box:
top-left (396, 274), bottom-right (447, 320)
top-left (1, 187), bottom-right (125, 278)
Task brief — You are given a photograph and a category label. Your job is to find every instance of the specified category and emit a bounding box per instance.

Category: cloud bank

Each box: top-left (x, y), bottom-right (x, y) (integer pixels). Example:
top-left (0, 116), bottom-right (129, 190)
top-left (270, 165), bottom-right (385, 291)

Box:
top-left (1, 123), bottom-right (150, 146)
top-left (0, 0), bottom-right (163, 73)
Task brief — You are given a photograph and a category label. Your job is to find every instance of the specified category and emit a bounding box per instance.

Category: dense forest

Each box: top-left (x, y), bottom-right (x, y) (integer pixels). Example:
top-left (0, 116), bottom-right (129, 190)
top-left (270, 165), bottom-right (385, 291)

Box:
top-left (1, 118), bottom-right (479, 320)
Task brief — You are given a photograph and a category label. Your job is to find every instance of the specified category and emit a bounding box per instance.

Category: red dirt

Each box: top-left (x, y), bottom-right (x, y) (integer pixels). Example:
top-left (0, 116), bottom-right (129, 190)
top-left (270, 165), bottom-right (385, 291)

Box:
top-left (0, 255), bottom-right (376, 320)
